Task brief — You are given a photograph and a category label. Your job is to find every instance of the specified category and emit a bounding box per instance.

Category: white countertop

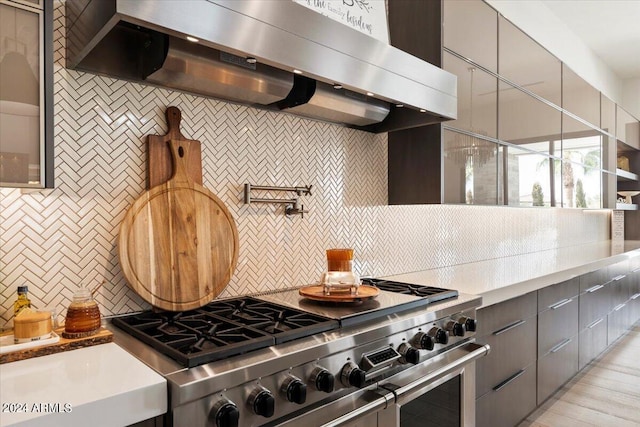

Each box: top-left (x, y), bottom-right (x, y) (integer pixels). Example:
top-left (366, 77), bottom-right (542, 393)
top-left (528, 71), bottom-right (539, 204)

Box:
top-left (385, 240), bottom-right (640, 308)
top-left (0, 343), bottom-right (167, 427)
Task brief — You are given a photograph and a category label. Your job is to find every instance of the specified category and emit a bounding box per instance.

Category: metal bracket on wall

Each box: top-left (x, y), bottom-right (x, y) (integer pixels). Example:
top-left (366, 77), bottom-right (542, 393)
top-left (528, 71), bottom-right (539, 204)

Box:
top-left (244, 184), bottom-right (312, 218)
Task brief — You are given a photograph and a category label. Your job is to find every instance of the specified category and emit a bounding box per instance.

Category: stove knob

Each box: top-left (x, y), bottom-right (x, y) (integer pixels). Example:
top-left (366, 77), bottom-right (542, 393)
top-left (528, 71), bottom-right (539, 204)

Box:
top-left (310, 367), bottom-right (335, 393)
top-left (434, 327), bottom-right (449, 344)
top-left (413, 331), bottom-right (435, 350)
top-left (341, 362), bottom-right (367, 388)
top-left (282, 375), bottom-right (307, 404)
top-left (248, 386), bottom-right (275, 418)
top-left (210, 398), bottom-right (239, 427)
top-left (460, 316), bottom-right (477, 332)
top-left (414, 327), bottom-right (448, 349)
top-left (446, 320), bottom-right (465, 337)
top-left (398, 342), bottom-right (421, 364)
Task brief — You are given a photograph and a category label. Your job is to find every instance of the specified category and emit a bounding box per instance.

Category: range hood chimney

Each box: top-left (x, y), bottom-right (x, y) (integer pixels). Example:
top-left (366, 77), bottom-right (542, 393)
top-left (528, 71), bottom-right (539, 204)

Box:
top-left (66, 0), bottom-right (457, 133)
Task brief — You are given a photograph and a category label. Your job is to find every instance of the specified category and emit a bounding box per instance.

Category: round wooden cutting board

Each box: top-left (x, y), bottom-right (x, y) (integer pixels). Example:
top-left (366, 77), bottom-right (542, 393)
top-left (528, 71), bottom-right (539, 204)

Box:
top-left (118, 110), bottom-right (239, 311)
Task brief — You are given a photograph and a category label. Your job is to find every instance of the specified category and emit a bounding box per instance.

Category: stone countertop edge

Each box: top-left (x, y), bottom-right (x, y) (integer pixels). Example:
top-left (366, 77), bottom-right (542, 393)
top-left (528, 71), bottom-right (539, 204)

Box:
top-left (383, 240), bottom-right (640, 309)
top-left (0, 343), bottom-right (167, 427)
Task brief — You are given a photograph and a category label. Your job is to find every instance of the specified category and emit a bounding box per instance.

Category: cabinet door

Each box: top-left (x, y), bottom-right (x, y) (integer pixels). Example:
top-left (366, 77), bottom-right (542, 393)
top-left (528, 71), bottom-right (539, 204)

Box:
top-left (537, 336), bottom-right (579, 404)
top-left (578, 316), bottom-right (607, 370)
top-left (443, 0), bottom-right (497, 72)
top-left (538, 297), bottom-right (578, 357)
top-left (617, 106), bottom-right (640, 149)
top-left (476, 365), bottom-right (536, 427)
top-left (562, 64), bottom-right (600, 128)
top-left (476, 316), bottom-right (536, 398)
top-left (498, 16), bottom-right (561, 106)
top-left (580, 280), bottom-right (610, 330)
top-left (538, 278), bottom-right (579, 311)
top-left (476, 292), bottom-right (537, 337)
top-left (607, 302), bottom-right (627, 345)
top-left (0, 0), bottom-right (52, 188)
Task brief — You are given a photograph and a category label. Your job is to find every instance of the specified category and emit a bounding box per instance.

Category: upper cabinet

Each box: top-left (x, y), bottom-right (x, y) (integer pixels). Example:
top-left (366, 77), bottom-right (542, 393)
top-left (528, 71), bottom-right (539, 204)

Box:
top-left (0, 0), bottom-right (53, 188)
top-left (617, 106), bottom-right (640, 150)
top-left (443, 0), bottom-right (497, 72)
top-left (498, 16), bottom-right (561, 106)
top-left (389, 0), bottom-right (639, 210)
top-left (562, 65), bottom-right (600, 128)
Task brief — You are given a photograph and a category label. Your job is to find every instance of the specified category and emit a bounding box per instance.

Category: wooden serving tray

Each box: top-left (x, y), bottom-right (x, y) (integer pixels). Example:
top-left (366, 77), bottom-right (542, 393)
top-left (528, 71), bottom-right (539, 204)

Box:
top-left (0, 327), bottom-right (113, 364)
top-left (299, 285), bottom-right (379, 302)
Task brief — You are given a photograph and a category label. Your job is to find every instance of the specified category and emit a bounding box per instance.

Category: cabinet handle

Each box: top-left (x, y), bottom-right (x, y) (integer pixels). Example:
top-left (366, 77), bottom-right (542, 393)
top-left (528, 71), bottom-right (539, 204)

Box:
top-left (586, 284), bottom-right (604, 293)
top-left (631, 293), bottom-right (640, 300)
top-left (549, 298), bottom-right (572, 310)
top-left (587, 318), bottom-right (604, 329)
top-left (550, 338), bottom-right (572, 353)
top-left (614, 303), bottom-right (626, 312)
top-left (493, 319), bottom-right (526, 336)
top-left (612, 275), bottom-right (626, 281)
top-left (493, 369), bottom-right (526, 392)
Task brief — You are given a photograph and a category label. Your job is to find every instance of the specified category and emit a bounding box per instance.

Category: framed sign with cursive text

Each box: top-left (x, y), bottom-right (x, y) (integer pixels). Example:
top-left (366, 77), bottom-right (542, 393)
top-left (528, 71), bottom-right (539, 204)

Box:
top-left (293, 0), bottom-right (389, 44)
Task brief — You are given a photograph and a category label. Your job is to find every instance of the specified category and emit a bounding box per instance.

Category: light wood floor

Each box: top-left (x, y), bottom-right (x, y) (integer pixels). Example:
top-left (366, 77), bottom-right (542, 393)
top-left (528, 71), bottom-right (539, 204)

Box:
top-left (518, 324), bottom-right (640, 427)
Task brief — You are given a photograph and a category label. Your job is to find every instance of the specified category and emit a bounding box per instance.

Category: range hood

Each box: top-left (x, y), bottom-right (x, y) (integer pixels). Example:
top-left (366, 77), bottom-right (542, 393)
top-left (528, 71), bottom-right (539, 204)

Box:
top-left (66, 0), bottom-right (457, 132)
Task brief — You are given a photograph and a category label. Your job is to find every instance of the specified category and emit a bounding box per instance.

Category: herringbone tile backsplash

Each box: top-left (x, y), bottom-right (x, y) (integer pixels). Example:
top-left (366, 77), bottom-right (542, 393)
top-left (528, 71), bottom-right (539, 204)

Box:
top-left (0, 2), bottom-right (609, 327)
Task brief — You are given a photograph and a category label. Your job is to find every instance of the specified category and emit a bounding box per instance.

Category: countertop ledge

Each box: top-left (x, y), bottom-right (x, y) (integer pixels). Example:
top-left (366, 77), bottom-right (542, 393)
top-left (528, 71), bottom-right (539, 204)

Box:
top-left (0, 343), bottom-right (167, 427)
top-left (384, 240), bottom-right (640, 308)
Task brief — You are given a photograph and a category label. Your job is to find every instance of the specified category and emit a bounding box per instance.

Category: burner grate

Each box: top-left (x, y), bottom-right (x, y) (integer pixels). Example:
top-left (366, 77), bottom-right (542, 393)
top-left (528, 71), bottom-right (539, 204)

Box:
top-left (362, 278), bottom-right (459, 304)
top-left (112, 297), bottom-right (338, 368)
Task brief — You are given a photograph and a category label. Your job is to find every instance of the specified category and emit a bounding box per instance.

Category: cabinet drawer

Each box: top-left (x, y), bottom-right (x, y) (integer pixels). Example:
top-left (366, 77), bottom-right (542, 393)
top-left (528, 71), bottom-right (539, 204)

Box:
top-left (608, 302), bottom-right (627, 345)
top-left (476, 365), bottom-right (537, 427)
top-left (538, 297), bottom-right (578, 357)
top-left (578, 317), bottom-right (607, 370)
top-left (538, 278), bottom-right (579, 312)
top-left (608, 260), bottom-right (630, 279)
top-left (579, 269), bottom-right (609, 294)
top-left (537, 336), bottom-right (579, 404)
top-left (476, 316), bottom-right (536, 397)
top-left (608, 274), bottom-right (630, 309)
top-left (579, 280), bottom-right (610, 330)
top-left (476, 292), bottom-right (536, 337)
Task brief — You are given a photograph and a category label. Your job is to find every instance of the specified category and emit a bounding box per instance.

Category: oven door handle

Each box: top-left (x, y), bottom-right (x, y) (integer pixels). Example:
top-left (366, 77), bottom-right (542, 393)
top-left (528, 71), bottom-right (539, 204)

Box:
top-left (320, 342), bottom-right (490, 427)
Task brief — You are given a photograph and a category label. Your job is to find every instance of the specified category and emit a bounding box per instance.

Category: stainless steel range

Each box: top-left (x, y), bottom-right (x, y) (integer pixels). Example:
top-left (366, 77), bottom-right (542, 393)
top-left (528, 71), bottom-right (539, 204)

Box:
top-left (110, 279), bottom-right (489, 427)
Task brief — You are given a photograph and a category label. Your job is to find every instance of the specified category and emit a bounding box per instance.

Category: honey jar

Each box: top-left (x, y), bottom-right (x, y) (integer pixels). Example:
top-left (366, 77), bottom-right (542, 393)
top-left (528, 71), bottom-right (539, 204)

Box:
top-left (63, 287), bottom-right (101, 338)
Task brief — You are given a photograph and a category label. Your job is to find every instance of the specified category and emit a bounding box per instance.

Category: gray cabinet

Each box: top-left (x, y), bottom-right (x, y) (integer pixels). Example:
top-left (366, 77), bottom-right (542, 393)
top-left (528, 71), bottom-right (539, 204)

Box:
top-left (578, 316), bottom-right (607, 370)
top-left (536, 279), bottom-right (579, 404)
top-left (474, 257), bottom-right (640, 426)
top-left (578, 270), bottom-right (611, 370)
top-left (476, 366), bottom-right (536, 427)
top-left (475, 292), bottom-right (537, 426)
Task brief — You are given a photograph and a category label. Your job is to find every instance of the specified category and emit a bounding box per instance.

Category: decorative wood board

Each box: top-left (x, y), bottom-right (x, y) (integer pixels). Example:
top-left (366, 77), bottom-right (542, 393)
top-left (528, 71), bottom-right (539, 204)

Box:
top-left (147, 106), bottom-right (202, 188)
top-left (119, 107), bottom-right (239, 312)
top-left (299, 285), bottom-right (379, 302)
top-left (0, 327), bottom-right (113, 364)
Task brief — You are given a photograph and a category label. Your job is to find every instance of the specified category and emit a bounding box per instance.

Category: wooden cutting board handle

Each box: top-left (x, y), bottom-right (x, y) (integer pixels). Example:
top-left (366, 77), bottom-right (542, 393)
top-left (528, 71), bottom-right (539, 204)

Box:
top-left (147, 106), bottom-right (203, 188)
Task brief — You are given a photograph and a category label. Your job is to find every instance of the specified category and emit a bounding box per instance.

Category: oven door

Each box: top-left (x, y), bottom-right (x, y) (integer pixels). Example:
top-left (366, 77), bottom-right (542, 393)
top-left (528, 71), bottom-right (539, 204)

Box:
top-left (319, 342), bottom-right (489, 427)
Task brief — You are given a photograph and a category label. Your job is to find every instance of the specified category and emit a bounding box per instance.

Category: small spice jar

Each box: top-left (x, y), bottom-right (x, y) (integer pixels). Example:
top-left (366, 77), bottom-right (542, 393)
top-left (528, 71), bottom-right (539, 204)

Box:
top-left (63, 287), bottom-right (101, 339)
